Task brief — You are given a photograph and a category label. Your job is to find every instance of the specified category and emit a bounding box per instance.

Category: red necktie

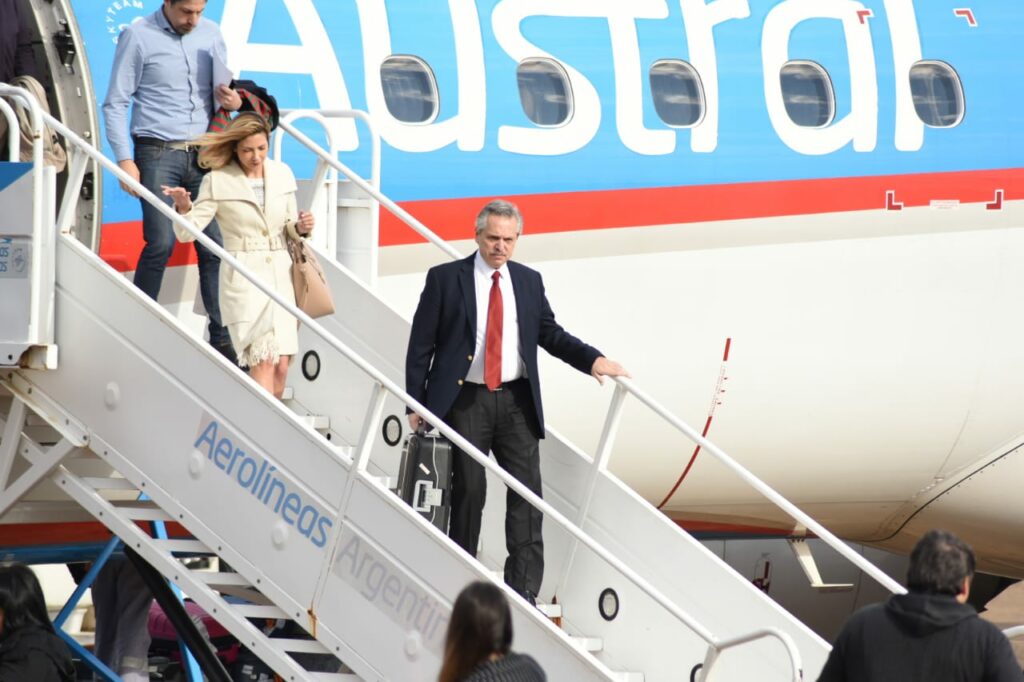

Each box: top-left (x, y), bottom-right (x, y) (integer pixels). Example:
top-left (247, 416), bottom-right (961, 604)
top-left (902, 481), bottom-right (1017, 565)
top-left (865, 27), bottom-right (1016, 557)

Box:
top-left (485, 271), bottom-right (503, 391)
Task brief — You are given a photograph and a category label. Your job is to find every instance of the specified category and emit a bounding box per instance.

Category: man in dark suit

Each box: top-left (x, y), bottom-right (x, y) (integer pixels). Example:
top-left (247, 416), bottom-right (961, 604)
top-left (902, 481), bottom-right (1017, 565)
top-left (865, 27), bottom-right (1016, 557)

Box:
top-left (406, 199), bottom-right (628, 602)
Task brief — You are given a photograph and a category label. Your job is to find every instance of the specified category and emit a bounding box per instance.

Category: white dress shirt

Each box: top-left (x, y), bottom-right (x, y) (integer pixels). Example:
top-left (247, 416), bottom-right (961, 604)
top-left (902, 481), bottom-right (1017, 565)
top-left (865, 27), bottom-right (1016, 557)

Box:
top-left (465, 251), bottom-right (524, 384)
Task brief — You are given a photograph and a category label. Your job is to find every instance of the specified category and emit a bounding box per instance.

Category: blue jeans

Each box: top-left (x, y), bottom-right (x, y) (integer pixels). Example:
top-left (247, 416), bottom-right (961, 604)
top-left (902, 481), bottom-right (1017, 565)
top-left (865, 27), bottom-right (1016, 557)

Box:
top-left (133, 140), bottom-right (230, 348)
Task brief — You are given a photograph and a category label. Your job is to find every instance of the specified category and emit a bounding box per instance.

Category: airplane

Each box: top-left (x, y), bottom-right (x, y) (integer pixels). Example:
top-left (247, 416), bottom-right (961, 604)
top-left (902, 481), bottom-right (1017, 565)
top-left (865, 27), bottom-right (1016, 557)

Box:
top-left (4, 0), bottom-right (1022, 640)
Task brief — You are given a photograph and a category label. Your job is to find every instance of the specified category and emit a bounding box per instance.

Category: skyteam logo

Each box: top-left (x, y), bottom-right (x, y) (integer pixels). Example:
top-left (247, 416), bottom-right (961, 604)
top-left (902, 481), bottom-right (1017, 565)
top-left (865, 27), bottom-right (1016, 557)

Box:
top-left (105, 0), bottom-right (146, 44)
top-left (192, 414), bottom-right (333, 548)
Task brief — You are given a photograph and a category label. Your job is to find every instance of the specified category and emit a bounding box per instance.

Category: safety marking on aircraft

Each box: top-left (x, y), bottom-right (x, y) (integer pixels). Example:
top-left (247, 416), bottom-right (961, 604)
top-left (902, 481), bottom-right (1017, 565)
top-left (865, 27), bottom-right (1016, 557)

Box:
top-left (656, 337), bottom-right (731, 510)
top-left (929, 199), bottom-right (961, 210)
top-left (885, 190), bottom-right (904, 211)
top-left (986, 189), bottom-right (1004, 210)
top-left (953, 8), bottom-right (977, 26)
top-left (856, 9), bottom-right (873, 24)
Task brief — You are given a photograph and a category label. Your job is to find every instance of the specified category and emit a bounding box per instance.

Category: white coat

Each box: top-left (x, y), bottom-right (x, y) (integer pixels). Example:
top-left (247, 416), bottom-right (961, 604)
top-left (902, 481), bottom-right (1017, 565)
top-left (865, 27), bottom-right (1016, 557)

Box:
top-left (175, 158), bottom-right (302, 365)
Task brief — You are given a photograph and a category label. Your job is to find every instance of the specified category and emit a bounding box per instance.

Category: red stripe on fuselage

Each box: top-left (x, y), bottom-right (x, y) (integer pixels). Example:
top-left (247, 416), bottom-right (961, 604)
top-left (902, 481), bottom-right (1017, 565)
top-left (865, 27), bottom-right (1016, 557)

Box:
top-left (674, 519), bottom-right (803, 538)
top-left (381, 168), bottom-right (1023, 246)
top-left (98, 168), bottom-right (1024, 270)
top-left (0, 521), bottom-right (191, 546)
top-left (100, 221), bottom-right (203, 272)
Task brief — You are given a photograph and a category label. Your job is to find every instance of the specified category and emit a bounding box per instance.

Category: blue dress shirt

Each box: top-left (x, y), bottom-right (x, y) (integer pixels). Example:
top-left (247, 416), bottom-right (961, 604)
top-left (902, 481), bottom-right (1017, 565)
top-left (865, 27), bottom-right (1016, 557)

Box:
top-left (102, 8), bottom-right (227, 162)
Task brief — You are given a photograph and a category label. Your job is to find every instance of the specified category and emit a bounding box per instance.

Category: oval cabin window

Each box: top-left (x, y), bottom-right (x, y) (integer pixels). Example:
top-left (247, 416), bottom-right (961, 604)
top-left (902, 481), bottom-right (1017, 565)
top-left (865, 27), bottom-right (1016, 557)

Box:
top-left (516, 59), bottom-right (573, 127)
top-left (380, 55), bottom-right (439, 124)
top-left (779, 61), bottom-right (835, 128)
top-left (649, 60), bottom-right (705, 127)
top-left (909, 61), bottom-right (965, 127)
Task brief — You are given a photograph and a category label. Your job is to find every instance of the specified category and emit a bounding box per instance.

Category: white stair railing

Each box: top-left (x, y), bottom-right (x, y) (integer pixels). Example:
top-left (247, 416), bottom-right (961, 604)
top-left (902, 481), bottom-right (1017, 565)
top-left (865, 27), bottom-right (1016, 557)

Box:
top-left (37, 104), bottom-right (807, 680)
top-left (275, 111), bottom-right (905, 598)
top-left (0, 84), bottom-right (56, 369)
top-left (272, 110), bottom-right (381, 286)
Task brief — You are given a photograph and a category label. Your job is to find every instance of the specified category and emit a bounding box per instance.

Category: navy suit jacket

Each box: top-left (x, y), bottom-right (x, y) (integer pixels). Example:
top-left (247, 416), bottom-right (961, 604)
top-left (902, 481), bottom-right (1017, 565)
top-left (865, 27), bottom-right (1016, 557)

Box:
top-left (406, 254), bottom-right (602, 436)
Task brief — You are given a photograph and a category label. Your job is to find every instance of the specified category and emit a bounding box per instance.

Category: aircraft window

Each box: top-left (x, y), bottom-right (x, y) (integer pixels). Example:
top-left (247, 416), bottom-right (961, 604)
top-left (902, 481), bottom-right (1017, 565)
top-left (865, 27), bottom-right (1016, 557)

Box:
top-left (909, 61), bottom-right (964, 127)
top-left (380, 55), bottom-right (439, 124)
top-left (516, 59), bottom-right (573, 127)
top-left (779, 61), bottom-right (835, 128)
top-left (649, 60), bottom-right (705, 128)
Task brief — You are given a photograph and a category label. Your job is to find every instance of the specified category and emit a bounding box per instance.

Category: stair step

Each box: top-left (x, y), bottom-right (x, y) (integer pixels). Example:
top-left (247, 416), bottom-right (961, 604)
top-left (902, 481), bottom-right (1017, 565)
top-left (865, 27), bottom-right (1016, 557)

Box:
top-left (299, 414), bottom-right (330, 431)
top-left (611, 673), bottom-right (645, 682)
top-left (82, 476), bottom-right (137, 490)
top-left (280, 386), bottom-right (294, 400)
top-left (536, 602), bottom-right (562, 619)
top-left (337, 197), bottom-right (373, 209)
top-left (231, 603), bottom-right (289, 619)
top-left (330, 443), bottom-right (354, 458)
top-left (310, 674), bottom-right (360, 681)
top-left (269, 637), bottom-right (332, 654)
top-left (155, 538), bottom-right (209, 554)
top-left (109, 500), bottom-right (173, 521)
top-left (571, 636), bottom-right (603, 653)
top-left (194, 571), bottom-right (252, 587)
top-left (371, 475), bottom-right (394, 489)
top-left (57, 466), bottom-right (340, 681)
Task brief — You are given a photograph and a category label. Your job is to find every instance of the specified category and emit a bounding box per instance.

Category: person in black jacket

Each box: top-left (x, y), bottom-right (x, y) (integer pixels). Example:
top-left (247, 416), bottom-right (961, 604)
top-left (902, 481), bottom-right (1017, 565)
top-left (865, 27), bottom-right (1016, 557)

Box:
top-left (406, 200), bottom-right (628, 603)
top-left (818, 529), bottom-right (1022, 682)
top-left (0, 563), bottom-right (74, 682)
top-left (0, 0), bottom-right (41, 86)
top-left (439, 581), bottom-right (545, 682)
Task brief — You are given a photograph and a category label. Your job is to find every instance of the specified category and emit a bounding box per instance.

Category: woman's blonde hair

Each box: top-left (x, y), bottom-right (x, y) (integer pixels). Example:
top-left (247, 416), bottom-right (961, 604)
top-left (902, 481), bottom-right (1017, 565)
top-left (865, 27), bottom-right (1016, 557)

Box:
top-left (194, 113), bottom-right (272, 170)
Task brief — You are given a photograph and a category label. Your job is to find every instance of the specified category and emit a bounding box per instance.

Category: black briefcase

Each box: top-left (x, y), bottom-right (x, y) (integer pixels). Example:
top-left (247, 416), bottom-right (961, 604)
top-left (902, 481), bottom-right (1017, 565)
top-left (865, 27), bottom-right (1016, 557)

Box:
top-left (397, 431), bottom-right (453, 532)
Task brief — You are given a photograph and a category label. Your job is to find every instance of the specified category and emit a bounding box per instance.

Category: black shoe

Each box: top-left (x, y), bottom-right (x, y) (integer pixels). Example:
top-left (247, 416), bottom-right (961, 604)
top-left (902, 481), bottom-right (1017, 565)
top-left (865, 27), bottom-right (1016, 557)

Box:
top-left (213, 342), bottom-right (238, 366)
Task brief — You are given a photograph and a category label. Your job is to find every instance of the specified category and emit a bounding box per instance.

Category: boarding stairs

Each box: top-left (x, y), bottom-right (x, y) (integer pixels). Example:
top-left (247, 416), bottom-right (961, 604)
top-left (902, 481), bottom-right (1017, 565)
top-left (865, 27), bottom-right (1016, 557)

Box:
top-left (0, 87), bottom-right (905, 681)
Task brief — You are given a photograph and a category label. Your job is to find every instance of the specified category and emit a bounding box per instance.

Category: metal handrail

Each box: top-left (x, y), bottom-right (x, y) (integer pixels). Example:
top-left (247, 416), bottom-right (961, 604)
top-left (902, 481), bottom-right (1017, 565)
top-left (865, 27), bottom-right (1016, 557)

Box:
top-left (272, 109), bottom-right (382, 286)
top-left (0, 85), bottom-right (46, 348)
top-left (277, 117), bottom-right (462, 260)
top-left (0, 84), bottom-right (42, 167)
top-left (1003, 626), bottom-right (1024, 640)
top-left (610, 377), bottom-right (906, 595)
top-left (0, 98), bottom-right (18, 161)
top-left (272, 109), bottom-right (381, 190)
top-left (700, 627), bottom-right (802, 682)
top-left (275, 105), bottom-right (903, 599)
top-left (41, 110), bottom-right (801, 680)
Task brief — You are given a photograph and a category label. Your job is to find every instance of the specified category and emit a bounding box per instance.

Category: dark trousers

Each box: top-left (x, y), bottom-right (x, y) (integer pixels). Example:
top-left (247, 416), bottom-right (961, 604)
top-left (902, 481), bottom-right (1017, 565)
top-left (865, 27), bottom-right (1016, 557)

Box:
top-left (133, 138), bottom-right (230, 349)
top-left (92, 555), bottom-right (153, 681)
top-left (445, 379), bottom-right (544, 600)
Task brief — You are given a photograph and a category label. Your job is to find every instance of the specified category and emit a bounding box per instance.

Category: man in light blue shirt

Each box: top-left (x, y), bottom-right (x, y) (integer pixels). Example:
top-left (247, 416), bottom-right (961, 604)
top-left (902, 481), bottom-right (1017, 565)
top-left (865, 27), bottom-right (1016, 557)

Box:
top-left (103, 0), bottom-right (240, 363)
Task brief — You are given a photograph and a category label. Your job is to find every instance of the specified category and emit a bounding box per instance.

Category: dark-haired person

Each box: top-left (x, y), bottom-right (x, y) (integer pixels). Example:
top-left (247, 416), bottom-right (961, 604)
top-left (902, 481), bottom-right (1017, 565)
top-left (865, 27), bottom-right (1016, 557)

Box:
top-left (0, 0), bottom-right (39, 85)
top-left (0, 563), bottom-right (74, 682)
top-left (103, 0), bottom-right (241, 363)
top-left (818, 529), bottom-right (1022, 682)
top-left (439, 581), bottom-right (545, 682)
top-left (0, 0), bottom-right (43, 152)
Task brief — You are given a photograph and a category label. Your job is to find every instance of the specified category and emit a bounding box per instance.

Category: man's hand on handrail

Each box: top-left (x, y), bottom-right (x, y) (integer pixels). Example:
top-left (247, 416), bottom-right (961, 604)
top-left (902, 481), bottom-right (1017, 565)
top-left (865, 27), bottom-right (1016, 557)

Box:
top-left (591, 356), bottom-right (630, 385)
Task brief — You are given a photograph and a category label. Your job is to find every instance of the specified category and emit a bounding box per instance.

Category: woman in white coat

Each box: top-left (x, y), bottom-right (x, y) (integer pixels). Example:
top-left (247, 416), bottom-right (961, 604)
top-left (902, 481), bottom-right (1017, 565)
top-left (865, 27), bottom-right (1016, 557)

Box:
top-left (163, 113), bottom-right (314, 398)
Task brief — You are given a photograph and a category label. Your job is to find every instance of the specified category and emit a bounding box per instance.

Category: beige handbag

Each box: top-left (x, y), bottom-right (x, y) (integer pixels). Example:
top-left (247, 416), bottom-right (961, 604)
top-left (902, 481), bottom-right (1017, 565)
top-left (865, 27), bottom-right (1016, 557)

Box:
top-left (287, 237), bottom-right (335, 318)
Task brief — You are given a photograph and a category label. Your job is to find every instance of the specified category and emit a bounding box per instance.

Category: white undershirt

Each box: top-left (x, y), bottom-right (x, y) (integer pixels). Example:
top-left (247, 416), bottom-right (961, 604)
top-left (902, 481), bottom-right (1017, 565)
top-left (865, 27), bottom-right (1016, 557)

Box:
top-left (248, 178), bottom-right (265, 209)
top-left (464, 251), bottom-right (524, 384)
